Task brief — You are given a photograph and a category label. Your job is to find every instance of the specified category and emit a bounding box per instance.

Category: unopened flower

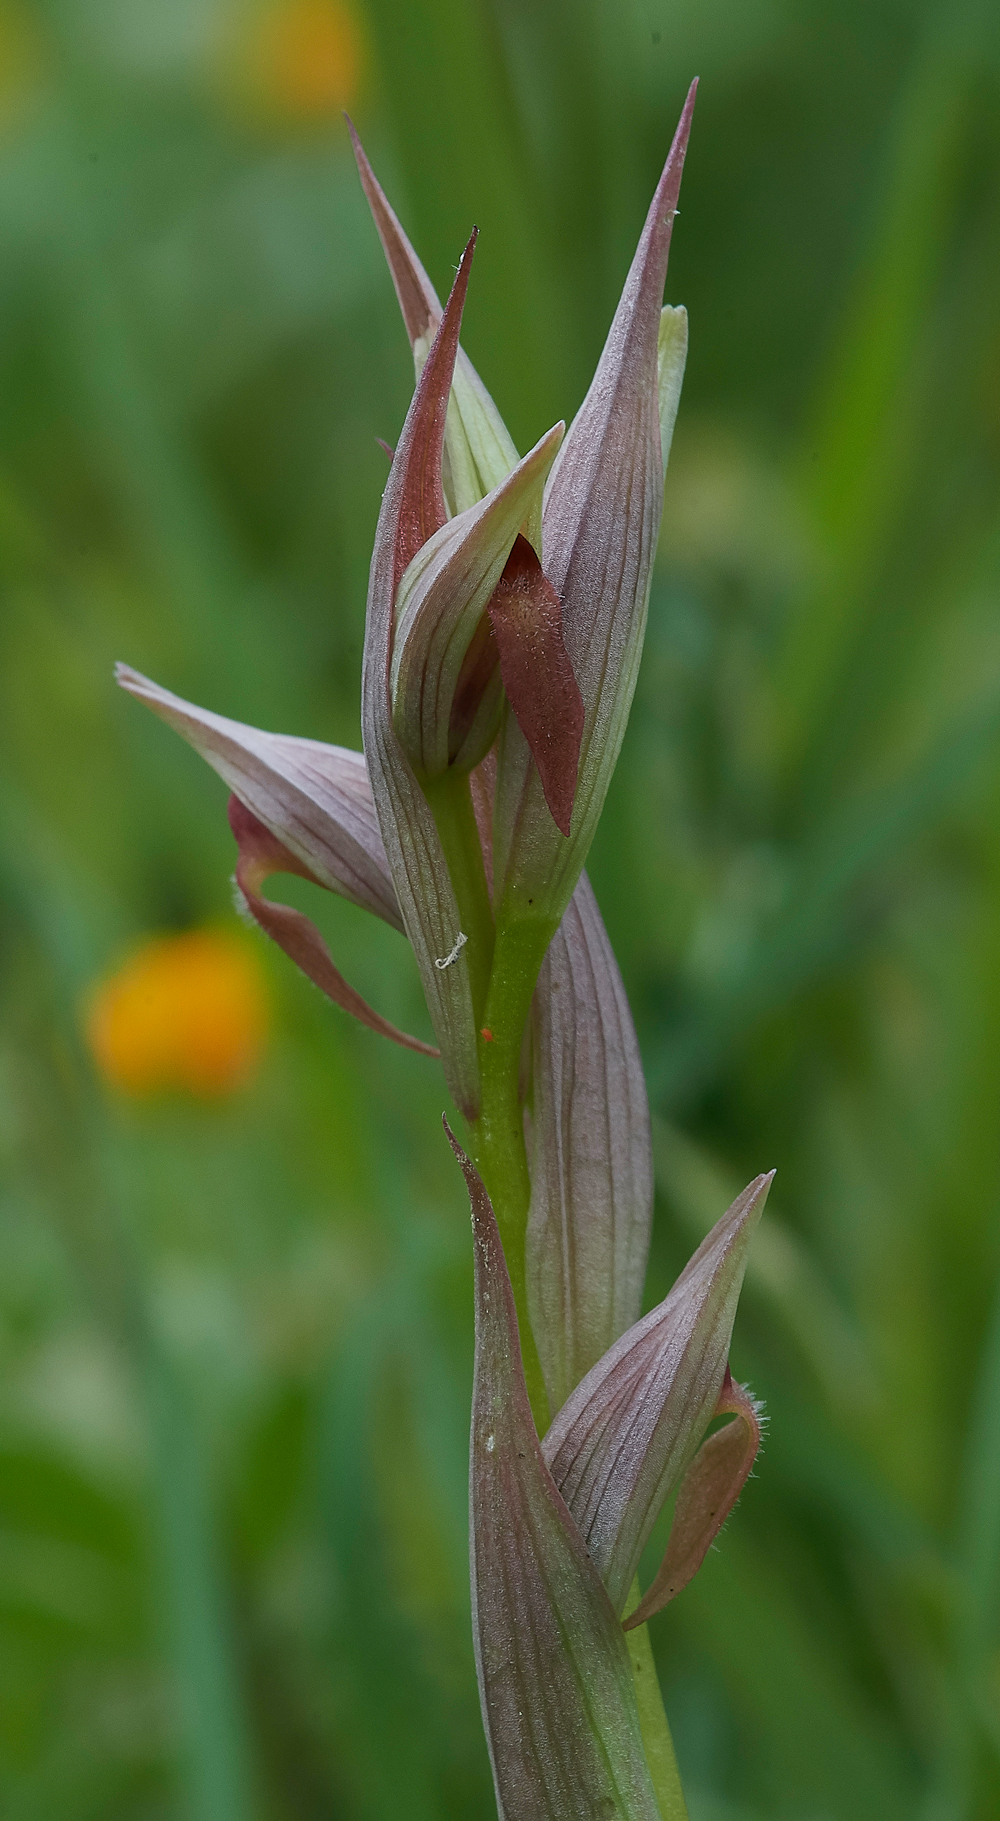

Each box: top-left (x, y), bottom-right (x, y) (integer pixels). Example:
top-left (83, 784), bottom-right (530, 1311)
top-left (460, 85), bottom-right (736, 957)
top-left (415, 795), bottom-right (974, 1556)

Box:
top-left (360, 230), bottom-right (588, 1114)
top-left (350, 97), bottom-right (692, 950)
top-left (542, 1171), bottom-right (771, 1619)
top-left (118, 88), bottom-right (693, 1118)
top-left (116, 82), bottom-right (775, 1821)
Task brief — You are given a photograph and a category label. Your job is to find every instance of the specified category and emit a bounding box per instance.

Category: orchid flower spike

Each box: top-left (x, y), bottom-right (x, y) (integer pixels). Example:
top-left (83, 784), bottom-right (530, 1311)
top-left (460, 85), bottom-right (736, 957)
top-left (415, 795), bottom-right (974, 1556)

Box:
top-left (115, 83), bottom-right (779, 1821)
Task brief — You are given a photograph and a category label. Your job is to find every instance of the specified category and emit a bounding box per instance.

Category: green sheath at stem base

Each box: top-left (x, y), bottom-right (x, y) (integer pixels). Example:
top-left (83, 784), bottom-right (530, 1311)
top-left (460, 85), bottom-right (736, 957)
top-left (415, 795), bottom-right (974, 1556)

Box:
top-left (624, 1577), bottom-right (689, 1821)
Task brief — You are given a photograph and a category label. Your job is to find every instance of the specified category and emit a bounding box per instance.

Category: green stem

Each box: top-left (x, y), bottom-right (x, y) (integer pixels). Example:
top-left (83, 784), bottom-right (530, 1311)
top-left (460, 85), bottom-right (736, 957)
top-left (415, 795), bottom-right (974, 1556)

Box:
top-left (423, 770), bottom-right (550, 1425)
top-left (624, 1578), bottom-right (688, 1820)
top-left (468, 916), bottom-right (556, 1433)
top-left (422, 770), bottom-right (495, 1021)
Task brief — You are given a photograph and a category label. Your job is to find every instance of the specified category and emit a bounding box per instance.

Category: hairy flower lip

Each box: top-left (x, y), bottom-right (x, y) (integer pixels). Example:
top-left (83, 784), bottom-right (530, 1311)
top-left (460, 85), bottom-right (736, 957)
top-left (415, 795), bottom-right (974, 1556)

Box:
top-left (622, 1365), bottom-right (763, 1630)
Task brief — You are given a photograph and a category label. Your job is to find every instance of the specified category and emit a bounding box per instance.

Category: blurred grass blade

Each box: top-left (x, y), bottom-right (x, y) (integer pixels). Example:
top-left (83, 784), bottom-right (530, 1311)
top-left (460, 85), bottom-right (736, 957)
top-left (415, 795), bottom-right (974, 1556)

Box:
top-left (777, 6), bottom-right (977, 778)
top-left (650, 693), bottom-right (1000, 1110)
top-left (319, 1284), bottom-right (455, 1821)
top-left (144, 1337), bottom-right (259, 1821)
top-left (933, 1265), bottom-right (1000, 1811)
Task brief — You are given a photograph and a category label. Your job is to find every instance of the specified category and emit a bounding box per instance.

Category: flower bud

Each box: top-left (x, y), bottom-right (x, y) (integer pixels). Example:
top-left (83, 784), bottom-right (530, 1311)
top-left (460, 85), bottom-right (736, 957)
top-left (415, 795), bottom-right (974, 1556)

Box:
top-left (542, 1168), bottom-right (771, 1618)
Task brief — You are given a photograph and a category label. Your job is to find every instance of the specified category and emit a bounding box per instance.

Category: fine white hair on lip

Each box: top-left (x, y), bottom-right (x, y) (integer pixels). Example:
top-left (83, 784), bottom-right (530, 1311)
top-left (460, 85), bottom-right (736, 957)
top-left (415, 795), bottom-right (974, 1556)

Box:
top-left (435, 931), bottom-right (468, 969)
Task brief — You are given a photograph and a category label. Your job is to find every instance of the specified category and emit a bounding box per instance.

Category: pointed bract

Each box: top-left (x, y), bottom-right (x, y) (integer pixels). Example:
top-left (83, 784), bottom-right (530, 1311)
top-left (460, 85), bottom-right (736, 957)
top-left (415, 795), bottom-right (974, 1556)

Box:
top-left (493, 82), bottom-right (696, 921)
top-left (116, 666), bottom-right (401, 930)
top-left (392, 230), bottom-right (476, 587)
top-left (229, 798), bottom-right (437, 1057)
top-left (390, 423), bottom-right (564, 780)
top-left (346, 116), bottom-right (440, 348)
top-left (448, 1126), bottom-right (661, 1821)
top-left (526, 873), bottom-right (652, 1415)
top-left (363, 241), bottom-right (484, 1117)
top-left (349, 120), bottom-right (520, 520)
top-left (624, 1367), bottom-right (762, 1630)
top-left (542, 1168), bottom-right (771, 1617)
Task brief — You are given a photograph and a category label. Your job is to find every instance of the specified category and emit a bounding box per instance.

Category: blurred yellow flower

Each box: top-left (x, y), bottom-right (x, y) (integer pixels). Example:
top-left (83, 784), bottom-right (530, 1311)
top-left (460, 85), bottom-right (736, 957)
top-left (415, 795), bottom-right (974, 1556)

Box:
top-left (84, 930), bottom-right (270, 1098)
top-left (219, 0), bottom-right (363, 123)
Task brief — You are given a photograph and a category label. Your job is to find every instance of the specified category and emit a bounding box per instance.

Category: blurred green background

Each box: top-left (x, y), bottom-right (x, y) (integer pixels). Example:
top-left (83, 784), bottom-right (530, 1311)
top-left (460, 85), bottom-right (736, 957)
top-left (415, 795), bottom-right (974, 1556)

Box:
top-left (3, 0), bottom-right (1000, 1816)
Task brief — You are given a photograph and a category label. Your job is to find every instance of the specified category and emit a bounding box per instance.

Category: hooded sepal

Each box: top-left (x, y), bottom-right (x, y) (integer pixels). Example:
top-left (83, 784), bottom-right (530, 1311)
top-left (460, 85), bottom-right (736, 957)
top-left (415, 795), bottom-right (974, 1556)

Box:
top-left (492, 82), bottom-right (696, 927)
top-left (116, 666), bottom-right (401, 930)
top-left (624, 1366), bottom-right (762, 1631)
top-left (363, 238), bottom-right (484, 1116)
top-left (230, 798), bottom-right (437, 1057)
top-left (542, 1168), bottom-right (771, 1618)
top-left (390, 423), bottom-right (564, 780)
top-left (447, 1125), bottom-right (662, 1821)
top-left (526, 872), bottom-right (652, 1415)
top-left (348, 120), bottom-right (520, 521)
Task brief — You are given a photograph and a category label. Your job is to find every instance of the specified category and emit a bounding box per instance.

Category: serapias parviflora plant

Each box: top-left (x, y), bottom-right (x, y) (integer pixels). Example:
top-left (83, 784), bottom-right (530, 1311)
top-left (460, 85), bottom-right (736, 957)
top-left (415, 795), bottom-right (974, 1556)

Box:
top-left (118, 80), bottom-right (774, 1821)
